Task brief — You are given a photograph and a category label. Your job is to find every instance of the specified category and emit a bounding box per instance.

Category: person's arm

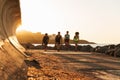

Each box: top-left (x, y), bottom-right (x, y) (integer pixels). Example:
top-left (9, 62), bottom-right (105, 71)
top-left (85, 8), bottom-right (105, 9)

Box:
top-left (55, 36), bottom-right (57, 45)
top-left (60, 35), bottom-right (63, 44)
top-left (64, 35), bottom-right (66, 42)
top-left (73, 36), bottom-right (75, 41)
top-left (78, 36), bottom-right (80, 41)
top-left (47, 36), bottom-right (49, 42)
top-left (69, 35), bottom-right (70, 39)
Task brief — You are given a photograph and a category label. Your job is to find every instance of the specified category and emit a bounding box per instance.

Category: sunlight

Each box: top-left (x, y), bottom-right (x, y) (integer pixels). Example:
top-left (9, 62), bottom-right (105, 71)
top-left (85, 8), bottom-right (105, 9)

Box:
top-left (19, 0), bottom-right (65, 34)
top-left (16, 25), bottom-right (23, 32)
top-left (17, 0), bottom-right (120, 44)
top-left (16, 24), bottom-right (38, 33)
top-left (16, 25), bottom-right (28, 32)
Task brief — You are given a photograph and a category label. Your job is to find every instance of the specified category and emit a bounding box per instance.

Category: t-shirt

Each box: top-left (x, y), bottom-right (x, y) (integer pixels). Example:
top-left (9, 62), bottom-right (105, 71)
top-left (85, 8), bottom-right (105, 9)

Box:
top-left (55, 35), bottom-right (62, 43)
top-left (73, 36), bottom-right (79, 42)
top-left (43, 36), bottom-right (49, 43)
top-left (65, 34), bottom-right (70, 39)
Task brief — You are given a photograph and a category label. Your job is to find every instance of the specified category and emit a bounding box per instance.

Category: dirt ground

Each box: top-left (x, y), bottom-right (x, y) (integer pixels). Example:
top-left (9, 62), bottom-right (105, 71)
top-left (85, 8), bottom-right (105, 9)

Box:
top-left (25, 50), bottom-right (103, 80)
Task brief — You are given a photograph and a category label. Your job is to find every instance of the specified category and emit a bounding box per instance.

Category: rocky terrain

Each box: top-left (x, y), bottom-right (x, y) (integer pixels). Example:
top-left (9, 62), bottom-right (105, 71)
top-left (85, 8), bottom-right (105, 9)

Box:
top-left (22, 43), bottom-right (120, 57)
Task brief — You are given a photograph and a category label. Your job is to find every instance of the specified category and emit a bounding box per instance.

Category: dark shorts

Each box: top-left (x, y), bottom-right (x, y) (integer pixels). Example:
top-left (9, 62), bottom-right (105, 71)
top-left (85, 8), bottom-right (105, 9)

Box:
top-left (56, 42), bottom-right (60, 44)
top-left (64, 39), bottom-right (69, 43)
top-left (43, 42), bottom-right (48, 45)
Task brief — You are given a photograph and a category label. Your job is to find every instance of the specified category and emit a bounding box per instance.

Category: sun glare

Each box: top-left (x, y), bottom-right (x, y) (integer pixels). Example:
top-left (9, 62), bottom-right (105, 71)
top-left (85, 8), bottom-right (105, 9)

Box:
top-left (18, 0), bottom-right (120, 44)
top-left (18, 0), bottom-right (65, 34)
top-left (16, 25), bottom-right (26, 32)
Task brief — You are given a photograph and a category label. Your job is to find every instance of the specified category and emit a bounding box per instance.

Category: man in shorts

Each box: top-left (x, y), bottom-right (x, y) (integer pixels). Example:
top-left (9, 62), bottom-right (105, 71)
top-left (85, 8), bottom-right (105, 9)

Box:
top-left (42, 33), bottom-right (49, 51)
top-left (64, 31), bottom-right (70, 50)
top-left (55, 32), bottom-right (62, 51)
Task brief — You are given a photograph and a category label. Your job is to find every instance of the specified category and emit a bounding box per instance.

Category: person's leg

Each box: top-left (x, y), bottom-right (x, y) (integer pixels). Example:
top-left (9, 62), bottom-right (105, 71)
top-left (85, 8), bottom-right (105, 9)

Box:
top-left (75, 43), bottom-right (78, 51)
top-left (66, 42), bottom-right (69, 50)
top-left (44, 44), bottom-right (47, 51)
top-left (56, 43), bottom-right (61, 52)
top-left (65, 40), bottom-right (69, 50)
top-left (56, 43), bottom-right (58, 51)
top-left (58, 44), bottom-right (60, 51)
top-left (67, 41), bottom-right (70, 50)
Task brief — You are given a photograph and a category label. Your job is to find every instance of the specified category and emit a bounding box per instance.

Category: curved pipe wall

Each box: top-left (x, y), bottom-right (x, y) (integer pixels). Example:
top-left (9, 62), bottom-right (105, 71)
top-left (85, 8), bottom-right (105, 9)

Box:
top-left (0, 0), bottom-right (27, 79)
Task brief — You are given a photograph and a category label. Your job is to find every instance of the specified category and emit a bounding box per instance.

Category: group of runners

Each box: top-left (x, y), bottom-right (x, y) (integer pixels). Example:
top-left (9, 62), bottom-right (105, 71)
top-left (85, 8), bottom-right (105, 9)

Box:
top-left (42, 31), bottom-right (79, 51)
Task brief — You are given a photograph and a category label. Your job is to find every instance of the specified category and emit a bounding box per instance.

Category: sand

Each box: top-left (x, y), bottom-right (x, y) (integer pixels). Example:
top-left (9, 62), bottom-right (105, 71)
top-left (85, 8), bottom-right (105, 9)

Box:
top-left (26, 50), bottom-right (120, 80)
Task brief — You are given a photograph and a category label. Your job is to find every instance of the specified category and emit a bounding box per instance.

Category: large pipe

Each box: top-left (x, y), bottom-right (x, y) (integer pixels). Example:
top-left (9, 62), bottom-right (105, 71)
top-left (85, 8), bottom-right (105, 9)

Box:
top-left (0, 0), bottom-right (27, 79)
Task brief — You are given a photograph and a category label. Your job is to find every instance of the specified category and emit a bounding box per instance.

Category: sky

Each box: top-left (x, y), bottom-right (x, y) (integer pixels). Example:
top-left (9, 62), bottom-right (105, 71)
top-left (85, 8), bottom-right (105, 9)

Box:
top-left (18, 0), bottom-right (120, 44)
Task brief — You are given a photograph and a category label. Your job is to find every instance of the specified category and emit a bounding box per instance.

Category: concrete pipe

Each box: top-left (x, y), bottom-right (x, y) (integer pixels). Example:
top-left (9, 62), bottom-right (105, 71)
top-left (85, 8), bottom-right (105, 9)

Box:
top-left (0, 0), bottom-right (27, 79)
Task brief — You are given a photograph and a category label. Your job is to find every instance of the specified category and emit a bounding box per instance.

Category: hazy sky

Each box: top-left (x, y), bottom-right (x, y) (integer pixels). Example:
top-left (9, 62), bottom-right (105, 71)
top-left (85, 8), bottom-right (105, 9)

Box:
top-left (19, 0), bottom-right (120, 44)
